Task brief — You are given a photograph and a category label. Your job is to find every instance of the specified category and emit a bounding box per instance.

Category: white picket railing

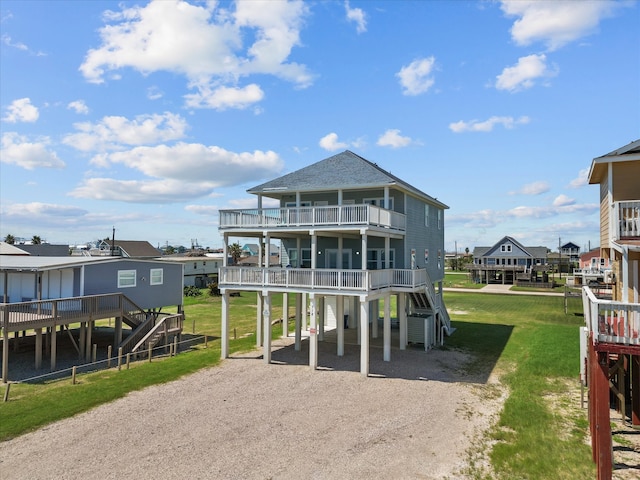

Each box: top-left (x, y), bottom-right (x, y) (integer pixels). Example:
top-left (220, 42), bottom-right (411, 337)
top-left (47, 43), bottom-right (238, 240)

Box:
top-left (583, 286), bottom-right (640, 345)
top-left (219, 267), bottom-right (427, 292)
top-left (613, 200), bottom-right (640, 240)
top-left (219, 204), bottom-right (406, 231)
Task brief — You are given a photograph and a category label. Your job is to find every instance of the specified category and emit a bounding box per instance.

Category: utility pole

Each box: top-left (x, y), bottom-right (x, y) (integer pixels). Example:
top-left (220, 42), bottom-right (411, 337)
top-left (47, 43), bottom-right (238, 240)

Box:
top-left (558, 237), bottom-right (562, 279)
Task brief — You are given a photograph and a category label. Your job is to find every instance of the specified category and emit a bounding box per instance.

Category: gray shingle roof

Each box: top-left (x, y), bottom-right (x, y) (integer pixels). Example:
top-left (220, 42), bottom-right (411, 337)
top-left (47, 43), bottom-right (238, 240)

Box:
top-left (248, 150), bottom-right (448, 209)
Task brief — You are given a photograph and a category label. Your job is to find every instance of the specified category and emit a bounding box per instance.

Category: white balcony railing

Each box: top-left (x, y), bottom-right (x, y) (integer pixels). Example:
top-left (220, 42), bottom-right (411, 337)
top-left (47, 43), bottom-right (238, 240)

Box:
top-left (219, 267), bottom-right (427, 292)
top-left (583, 286), bottom-right (640, 346)
top-left (613, 200), bottom-right (640, 240)
top-left (219, 204), bottom-right (406, 232)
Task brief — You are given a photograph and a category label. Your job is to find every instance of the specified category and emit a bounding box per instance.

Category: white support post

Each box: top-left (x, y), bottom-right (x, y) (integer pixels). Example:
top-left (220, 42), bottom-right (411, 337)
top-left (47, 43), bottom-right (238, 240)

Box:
top-left (282, 292), bottom-right (289, 338)
top-left (223, 234), bottom-right (228, 267)
top-left (360, 299), bottom-right (369, 376)
top-left (384, 294), bottom-right (391, 362)
top-left (221, 292), bottom-right (229, 359)
top-left (302, 292), bottom-right (308, 331)
top-left (398, 293), bottom-right (407, 350)
top-left (263, 293), bottom-right (272, 364)
top-left (295, 293), bottom-right (302, 351)
top-left (256, 292), bottom-right (263, 348)
top-left (337, 296), bottom-right (344, 356)
top-left (309, 294), bottom-right (318, 370)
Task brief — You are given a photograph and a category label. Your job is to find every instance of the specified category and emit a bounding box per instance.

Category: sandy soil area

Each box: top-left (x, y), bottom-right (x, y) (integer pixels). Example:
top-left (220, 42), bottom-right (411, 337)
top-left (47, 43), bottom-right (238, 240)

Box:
top-left (0, 333), bottom-right (506, 479)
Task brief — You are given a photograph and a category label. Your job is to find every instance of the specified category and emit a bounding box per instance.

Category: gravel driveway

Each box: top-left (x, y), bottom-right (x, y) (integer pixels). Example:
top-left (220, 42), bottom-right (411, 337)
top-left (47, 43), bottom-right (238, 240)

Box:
top-left (0, 334), bottom-right (504, 479)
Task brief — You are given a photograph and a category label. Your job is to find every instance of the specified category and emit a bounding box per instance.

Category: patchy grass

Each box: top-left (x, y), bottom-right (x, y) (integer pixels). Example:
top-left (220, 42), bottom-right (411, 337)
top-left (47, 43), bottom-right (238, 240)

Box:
top-left (444, 292), bottom-right (594, 479)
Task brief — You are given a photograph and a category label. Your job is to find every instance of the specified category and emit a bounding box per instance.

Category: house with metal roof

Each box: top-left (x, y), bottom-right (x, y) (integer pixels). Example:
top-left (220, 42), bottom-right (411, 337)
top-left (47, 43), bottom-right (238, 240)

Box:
top-left (0, 255), bottom-right (184, 382)
top-left (217, 150), bottom-right (451, 376)
top-left (469, 236), bottom-right (549, 285)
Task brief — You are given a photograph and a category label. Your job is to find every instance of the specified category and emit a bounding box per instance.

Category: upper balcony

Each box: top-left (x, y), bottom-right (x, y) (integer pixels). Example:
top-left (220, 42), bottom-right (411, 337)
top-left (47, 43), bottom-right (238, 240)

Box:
top-left (219, 204), bottom-right (406, 233)
top-left (614, 200), bottom-right (640, 241)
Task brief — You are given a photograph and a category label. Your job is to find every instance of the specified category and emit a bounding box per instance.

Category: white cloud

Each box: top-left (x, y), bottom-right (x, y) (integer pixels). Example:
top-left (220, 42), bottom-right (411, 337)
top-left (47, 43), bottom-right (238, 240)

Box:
top-left (147, 86), bottom-right (164, 100)
top-left (319, 132), bottom-right (349, 151)
top-left (495, 54), bottom-right (557, 92)
top-left (449, 115), bottom-right (530, 133)
top-left (396, 57), bottom-right (436, 96)
top-left (377, 129), bottom-right (412, 148)
top-left (79, 0), bottom-right (313, 108)
top-left (569, 167), bottom-right (590, 188)
top-left (67, 100), bottom-right (89, 115)
top-left (71, 145), bottom-right (283, 203)
top-left (63, 112), bottom-right (188, 152)
top-left (510, 181), bottom-right (550, 196)
top-left (2, 33), bottom-right (27, 51)
top-left (2, 98), bottom-right (39, 123)
top-left (70, 178), bottom-right (215, 203)
top-left (2, 202), bottom-right (87, 218)
top-left (345, 1), bottom-right (367, 34)
top-left (185, 205), bottom-right (219, 216)
top-left (553, 194), bottom-right (575, 207)
top-left (184, 84), bottom-right (264, 110)
top-left (1, 132), bottom-right (65, 170)
top-left (500, 0), bottom-right (624, 51)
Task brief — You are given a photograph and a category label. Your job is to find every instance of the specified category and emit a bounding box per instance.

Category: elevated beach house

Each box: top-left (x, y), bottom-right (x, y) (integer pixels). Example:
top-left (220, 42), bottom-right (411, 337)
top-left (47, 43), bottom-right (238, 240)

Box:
top-left (218, 150), bottom-right (451, 376)
top-left (470, 236), bottom-right (549, 285)
top-left (581, 139), bottom-right (640, 478)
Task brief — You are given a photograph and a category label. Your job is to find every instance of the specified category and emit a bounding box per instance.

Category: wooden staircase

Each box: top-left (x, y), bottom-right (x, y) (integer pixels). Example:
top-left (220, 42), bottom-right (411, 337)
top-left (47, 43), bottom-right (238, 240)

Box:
top-left (116, 297), bottom-right (184, 355)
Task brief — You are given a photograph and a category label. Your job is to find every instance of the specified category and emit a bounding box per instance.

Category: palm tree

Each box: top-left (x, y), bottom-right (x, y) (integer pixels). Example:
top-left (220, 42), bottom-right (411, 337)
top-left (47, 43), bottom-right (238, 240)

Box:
top-left (228, 242), bottom-right (243, 265)
top-left (4, 234), bottom-right (15, 244)
top-left (31, 235), bottom-right (42, 244)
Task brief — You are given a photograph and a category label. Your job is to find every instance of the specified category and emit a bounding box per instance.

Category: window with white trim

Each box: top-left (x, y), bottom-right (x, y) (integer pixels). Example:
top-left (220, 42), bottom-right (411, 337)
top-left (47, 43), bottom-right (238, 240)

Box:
top-left (437, 209), bottom-right (442, 229)
top-left (150, 268), bottom-right (163, 285)
top-left (500, 244), bottom-right (512, 253)
top-left (118, 270), bottom-right (136, 288)
top-left (425, 205), bottom-right (430, 227)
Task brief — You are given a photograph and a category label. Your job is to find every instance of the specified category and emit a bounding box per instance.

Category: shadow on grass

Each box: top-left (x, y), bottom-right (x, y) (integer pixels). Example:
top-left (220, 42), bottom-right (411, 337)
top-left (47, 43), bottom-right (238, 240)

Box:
top-left (231, 320), bottom-right (513, 384)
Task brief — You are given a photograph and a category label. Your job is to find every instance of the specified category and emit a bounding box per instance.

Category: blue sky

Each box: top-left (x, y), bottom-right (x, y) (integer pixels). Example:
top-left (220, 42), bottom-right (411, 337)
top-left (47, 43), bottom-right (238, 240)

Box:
top-left (1, 0), bottom-right (638, 253)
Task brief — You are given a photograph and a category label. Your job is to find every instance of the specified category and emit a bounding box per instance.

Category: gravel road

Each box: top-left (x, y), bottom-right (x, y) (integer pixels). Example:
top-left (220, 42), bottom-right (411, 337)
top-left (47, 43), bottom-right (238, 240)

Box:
top-left (0, 334), bottom-right (504, 479)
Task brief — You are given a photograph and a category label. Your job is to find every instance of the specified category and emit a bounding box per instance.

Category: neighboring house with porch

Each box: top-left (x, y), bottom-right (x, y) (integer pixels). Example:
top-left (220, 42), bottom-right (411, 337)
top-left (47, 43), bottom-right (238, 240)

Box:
top-left (581, 139), bottom-right (640, 478)
top-left (469, 236), bottom-right (549, 285)
top-left (217, 150), bottom-right (451, 376)
top-left (561, 241), bottom-right (581, 263)
top-left (0, 255), bottom-right (184, 382)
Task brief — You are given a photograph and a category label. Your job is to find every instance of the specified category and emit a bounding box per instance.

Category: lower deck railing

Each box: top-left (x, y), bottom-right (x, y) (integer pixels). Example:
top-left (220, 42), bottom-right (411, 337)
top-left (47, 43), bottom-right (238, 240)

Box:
top-left (219, 267), bottom-right (429, 292)
top-left (583, 286), bottom-right (640, 345)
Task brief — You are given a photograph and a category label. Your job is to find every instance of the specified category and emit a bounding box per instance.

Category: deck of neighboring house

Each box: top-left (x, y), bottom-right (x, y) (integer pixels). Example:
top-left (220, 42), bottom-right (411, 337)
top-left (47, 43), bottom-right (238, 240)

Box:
top-left (1, 294), bottom-right (184, 382)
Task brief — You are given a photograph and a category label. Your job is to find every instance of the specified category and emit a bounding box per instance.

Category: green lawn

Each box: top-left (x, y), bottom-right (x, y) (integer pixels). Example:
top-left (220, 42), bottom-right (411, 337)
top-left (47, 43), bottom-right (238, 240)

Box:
top-left (444, 292), bottom-right (593, 479)
top-left (1, 290), bottom-right (595, 478)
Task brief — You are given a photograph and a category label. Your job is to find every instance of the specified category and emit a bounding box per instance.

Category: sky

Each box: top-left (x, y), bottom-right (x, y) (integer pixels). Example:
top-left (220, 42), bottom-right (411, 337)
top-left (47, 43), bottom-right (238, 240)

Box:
top-left (1, 0), bottom-right (639, 254)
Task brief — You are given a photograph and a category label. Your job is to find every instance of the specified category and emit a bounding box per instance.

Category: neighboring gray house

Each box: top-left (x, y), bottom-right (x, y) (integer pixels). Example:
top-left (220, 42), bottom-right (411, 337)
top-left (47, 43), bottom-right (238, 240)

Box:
top-left (1, 255), bottom-right (184, 382)
top-left (218, 150), bottom-right (451, 376)
top-left (470, 236), bottom-right (549, 285)
top-left (161, 253), bottom-right (223, 287)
